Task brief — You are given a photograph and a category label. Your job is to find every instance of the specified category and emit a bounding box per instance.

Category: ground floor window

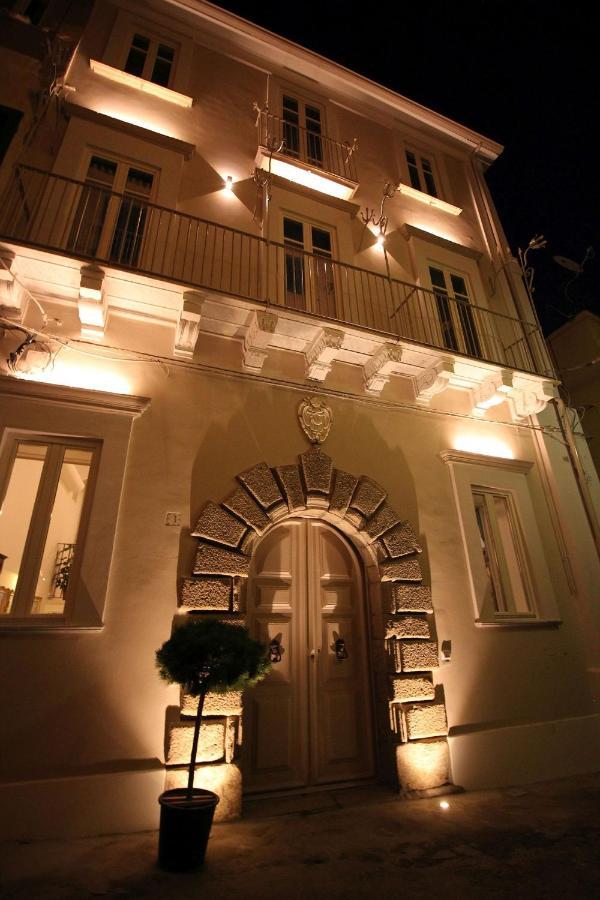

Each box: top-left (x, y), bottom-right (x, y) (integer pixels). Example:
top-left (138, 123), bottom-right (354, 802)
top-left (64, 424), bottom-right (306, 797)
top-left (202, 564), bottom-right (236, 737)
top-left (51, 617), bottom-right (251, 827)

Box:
top-left (0, 435), bottom-right (99, 618)
top-left (441, 449), bottom-right (560, 625)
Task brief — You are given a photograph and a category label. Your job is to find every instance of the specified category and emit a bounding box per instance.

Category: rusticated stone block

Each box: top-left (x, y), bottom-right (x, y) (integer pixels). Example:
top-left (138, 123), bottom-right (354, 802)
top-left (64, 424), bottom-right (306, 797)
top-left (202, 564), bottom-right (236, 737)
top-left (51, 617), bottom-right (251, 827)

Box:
top-left (391, 583), bottom-right (433, 613)
top-left (350, 477), bottom-right (386, 518)
top-left (404, 701), bottom-right (448, 740)
top-left (329, 469), bottom-right (359, 516)
top-left (165, 763), bottom-right (241, 821)
top-left (389, 640), bottom-right (402, 673)
top-left (276, 465), bottom-right (305, 512)
top-left (390, 674), bottom-right (435, 703)
top-left (363, 503), bottom-right (402, 540)
top-left (386, 615), bottom-right (431, 640)
top-left (223, 487), bottom-right (270, 533)
top-left (193, 543), bottom-right (249, 577)
top-left (181, 689), bottom-right (242, 717)
top-left (381, 557), bottom-right (422, 582)
top-left (381, 521), bottom-right (422, 558)
top-left (400, 640), bottom-right (438, 672)
top-left (300, 446), bottom-right (333, 495)
top-left (192, 501), bottom-right (247, 548)
top-left (395, 738), bottom-right (450, 791)
top-left (180, 576), bottom-right (231, 611)
top-left (167, 719), bottom-right (226, 764)
top-left (237, 463), bottom-right (283, 509)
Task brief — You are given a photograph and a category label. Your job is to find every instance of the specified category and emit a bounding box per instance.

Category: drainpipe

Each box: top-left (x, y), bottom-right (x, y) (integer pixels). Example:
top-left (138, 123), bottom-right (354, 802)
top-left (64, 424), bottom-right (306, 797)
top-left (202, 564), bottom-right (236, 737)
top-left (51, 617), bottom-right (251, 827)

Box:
top-left (549, 397), bottom-right (600, 557)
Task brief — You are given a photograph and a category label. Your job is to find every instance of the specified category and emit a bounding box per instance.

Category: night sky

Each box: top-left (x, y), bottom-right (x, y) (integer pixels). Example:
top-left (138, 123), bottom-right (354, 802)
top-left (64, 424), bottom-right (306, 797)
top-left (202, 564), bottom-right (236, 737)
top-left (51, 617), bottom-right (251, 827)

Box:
top-left (215, 0), bottom-right (598, 335)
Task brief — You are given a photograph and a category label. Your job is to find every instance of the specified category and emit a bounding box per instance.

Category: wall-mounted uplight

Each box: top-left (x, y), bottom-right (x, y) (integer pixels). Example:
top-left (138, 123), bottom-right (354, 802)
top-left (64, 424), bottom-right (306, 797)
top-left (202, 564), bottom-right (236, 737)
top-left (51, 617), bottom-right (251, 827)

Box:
top-left (376, 230), bottom-right (386, 248)
top-left (439, 800), bottom-right (450, 810)
top-left (224, 175), bottom-right (234, 193)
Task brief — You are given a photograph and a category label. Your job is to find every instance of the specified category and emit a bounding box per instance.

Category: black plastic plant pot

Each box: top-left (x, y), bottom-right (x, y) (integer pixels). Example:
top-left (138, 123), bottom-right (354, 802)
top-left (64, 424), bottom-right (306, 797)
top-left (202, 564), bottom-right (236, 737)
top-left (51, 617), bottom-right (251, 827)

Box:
top-left (158, 788), bottom-right (220, 871)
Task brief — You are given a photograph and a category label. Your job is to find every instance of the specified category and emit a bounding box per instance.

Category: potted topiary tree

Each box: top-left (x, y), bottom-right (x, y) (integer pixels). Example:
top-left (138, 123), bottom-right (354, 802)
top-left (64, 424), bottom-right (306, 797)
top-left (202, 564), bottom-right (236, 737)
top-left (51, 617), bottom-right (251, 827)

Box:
top-left (155, 618), bottom-right (270, 870)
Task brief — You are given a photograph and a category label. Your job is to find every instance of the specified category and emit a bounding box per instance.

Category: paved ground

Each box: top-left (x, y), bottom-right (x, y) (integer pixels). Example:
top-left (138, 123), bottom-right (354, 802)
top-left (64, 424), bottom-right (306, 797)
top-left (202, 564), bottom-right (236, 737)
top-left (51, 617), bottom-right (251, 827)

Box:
top-left (1, 773), bottom-right (599, 899)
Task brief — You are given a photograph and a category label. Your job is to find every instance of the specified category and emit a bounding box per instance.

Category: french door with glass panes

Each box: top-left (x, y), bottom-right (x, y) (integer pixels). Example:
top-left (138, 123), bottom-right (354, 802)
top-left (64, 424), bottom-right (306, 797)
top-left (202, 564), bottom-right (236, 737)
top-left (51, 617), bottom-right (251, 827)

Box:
top-left (428, 265), bottom-right (482, 358)
top-left (283, 216), bottom-right (337, 318)
top-left (243, 519), bottom-right (374, 793)
top-left (282, 94), bottom-right (324, 169)
top-left (68, 155), bottom-right (154, 267)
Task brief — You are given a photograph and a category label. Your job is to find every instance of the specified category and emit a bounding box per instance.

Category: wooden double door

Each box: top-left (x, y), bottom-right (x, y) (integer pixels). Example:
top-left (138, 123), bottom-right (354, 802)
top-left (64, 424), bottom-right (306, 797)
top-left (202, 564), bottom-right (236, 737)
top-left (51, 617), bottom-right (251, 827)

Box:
top-left (243, 519), bottom-right (374, 793)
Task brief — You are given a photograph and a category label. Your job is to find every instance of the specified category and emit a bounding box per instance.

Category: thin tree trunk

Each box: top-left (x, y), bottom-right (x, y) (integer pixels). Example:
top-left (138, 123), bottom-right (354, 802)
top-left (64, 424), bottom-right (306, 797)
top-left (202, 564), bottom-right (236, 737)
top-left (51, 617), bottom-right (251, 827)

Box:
top-left (186, 688), bottom-right (207, 801)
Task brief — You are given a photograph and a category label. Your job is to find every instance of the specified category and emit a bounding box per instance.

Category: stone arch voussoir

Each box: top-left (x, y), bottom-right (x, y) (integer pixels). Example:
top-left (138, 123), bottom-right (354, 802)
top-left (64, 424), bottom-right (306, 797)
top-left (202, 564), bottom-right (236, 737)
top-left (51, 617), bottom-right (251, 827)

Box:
top-left (165, 447), bottom-right (451, 819)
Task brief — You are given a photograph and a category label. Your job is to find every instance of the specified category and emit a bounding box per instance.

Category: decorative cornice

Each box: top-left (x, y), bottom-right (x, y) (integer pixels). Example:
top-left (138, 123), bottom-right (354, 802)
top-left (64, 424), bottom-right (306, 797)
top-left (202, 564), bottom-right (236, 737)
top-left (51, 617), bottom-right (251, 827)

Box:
top-left (0, 375), bottom-right (150, 417)
top-left (439, 449), bottom-right (534, 474)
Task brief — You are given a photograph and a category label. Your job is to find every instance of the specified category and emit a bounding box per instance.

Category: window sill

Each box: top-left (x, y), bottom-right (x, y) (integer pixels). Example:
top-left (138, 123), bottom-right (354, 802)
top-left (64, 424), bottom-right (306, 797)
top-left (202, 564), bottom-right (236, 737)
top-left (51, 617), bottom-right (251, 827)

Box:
top-left (397, 181), bottom-right (462, 216)
top-left (474, 618), bottom-right (561, 629)
top-left (89, 60), bottom-right (193, 108)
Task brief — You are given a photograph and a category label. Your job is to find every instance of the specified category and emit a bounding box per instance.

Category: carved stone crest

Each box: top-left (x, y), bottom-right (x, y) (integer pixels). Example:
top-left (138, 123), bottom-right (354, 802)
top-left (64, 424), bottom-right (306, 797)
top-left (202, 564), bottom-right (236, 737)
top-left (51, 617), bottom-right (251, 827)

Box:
top-left (298, 397), bottom-right (333, 444)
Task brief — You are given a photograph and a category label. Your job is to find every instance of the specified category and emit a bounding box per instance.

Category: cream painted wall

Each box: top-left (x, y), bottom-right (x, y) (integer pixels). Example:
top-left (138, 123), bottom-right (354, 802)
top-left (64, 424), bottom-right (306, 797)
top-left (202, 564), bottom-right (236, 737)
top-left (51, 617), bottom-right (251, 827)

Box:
top-left (0, 352), bottom-right (596, 789)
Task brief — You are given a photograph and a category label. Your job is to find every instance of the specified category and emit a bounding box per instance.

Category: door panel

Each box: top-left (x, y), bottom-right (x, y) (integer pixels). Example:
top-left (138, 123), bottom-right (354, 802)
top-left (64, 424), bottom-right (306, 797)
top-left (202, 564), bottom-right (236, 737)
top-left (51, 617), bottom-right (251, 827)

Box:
top-left (244, 519), bottom-right (373, 793)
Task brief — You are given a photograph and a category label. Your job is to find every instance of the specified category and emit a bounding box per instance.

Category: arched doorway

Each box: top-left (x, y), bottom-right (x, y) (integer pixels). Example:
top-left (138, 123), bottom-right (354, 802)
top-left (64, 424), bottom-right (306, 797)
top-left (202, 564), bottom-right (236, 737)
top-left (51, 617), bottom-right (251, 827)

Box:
top-left (242, 517), bottom-right (375, 793)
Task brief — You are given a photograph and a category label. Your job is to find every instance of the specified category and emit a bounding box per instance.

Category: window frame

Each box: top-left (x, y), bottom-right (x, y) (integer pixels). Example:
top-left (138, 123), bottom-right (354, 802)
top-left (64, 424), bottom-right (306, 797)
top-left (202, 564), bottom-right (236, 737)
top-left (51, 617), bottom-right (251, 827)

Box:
top-left (281, 213), bottom-right (338, 318)
top-left (0, 433), bottom-right (101, 622)
top-left (122, 31), bottom-right (177, 89)
top-left (405, 148), bottom-right (439, 198)
top-left (68, 149), bottom-right (159, 268)
top-left (279, 89), bottom-right (327, 171)
top-left (427, 262), bottom-right (482, 359)
top-left (0, 375), bottom-right (150, 632)
top-left (441, 449), bottom-right (561, 626)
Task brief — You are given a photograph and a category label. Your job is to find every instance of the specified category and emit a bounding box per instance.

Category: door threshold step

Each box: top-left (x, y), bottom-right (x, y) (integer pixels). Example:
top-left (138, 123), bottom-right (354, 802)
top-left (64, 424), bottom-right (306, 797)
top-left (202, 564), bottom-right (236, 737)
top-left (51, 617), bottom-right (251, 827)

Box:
top-left (242, 782), bottom-right (395, 819)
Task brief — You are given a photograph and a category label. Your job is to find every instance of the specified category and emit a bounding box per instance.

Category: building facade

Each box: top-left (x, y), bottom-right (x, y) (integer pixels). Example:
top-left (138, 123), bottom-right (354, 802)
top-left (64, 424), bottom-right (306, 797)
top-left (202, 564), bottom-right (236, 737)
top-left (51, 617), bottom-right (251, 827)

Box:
top-left (0, 0), bottom-right (599, 840)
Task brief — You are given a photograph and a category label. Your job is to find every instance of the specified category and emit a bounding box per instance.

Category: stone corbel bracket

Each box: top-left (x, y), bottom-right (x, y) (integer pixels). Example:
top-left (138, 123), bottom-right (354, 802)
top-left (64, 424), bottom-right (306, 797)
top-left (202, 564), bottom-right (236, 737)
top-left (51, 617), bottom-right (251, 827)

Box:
top-left (174, 291), bottom-right (205, 359)
top-left (243, 309), bottom-right (277, 374)
top-left (78, 265), bottom-right (107, 336)
top-left (413, 360), bottom-right (454, 406)
top-left (509, 375), bottom-right (558, 420)
top-left (364, 343), bottom-right (404, 396)
top-left (471, 372), bottom-right (558, 420)
top-left (471, 371), bottom-right (514, 417)
top-left (305, 327), bottom-right (344, 382)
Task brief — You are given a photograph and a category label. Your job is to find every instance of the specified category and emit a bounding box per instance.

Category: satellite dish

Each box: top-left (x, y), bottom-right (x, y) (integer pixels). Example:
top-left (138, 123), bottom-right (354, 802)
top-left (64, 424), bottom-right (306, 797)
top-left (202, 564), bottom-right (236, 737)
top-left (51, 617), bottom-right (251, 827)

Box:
top-left (553, 255), bottom-right (583, 273)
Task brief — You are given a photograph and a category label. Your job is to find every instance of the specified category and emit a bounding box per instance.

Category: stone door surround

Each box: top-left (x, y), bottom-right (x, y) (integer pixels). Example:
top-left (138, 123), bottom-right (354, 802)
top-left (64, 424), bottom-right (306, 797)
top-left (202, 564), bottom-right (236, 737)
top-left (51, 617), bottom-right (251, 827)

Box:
top-left (165, 446), bottom-right (451, 819)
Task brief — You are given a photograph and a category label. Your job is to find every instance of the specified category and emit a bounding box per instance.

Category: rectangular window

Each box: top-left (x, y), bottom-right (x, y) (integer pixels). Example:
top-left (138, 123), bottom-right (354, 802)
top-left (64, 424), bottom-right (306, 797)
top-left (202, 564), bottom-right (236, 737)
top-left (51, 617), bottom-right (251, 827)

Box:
top-left (441, 449), bottom-right (561, 626)
top-left (283, 217), bottom-right (336, 317)
top-left (428, 265), bottom-right (481, 358)
top-left (405, 150), bottom-right (438, 197)
top-left (68, 155), bottom-right (155, 267)
top-left (123, 33), bottom-right (175, 87)
top-left (0, 437), bottom-right (99, 619)
top-left (282, 94), bottom-right (324, 169)
top-left (472, 488), bottom-right (533, 615)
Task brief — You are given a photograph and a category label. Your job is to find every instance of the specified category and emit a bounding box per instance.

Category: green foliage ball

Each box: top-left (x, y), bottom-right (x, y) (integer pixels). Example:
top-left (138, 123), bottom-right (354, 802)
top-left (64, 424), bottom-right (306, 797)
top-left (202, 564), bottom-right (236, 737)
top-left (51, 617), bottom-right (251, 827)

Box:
top-left (156, 618), bottom-right (271, 696)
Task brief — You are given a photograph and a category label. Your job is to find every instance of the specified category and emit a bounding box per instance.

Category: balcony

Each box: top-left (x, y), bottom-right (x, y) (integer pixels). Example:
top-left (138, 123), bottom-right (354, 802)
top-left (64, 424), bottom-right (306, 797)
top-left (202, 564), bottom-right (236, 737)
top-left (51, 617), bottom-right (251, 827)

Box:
top-left (0, 166), bottom-right (554, 407)
top-left (256, 111), bottom-right (359, 201)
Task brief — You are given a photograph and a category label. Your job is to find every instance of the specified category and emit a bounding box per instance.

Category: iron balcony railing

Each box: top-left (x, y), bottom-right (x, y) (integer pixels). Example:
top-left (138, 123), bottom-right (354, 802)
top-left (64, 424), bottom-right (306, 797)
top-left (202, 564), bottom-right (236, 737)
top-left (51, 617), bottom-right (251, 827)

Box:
top-left (0, 166), bottom-right (552, 378)
top-left (258, 111), bottom-right (359, 185)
